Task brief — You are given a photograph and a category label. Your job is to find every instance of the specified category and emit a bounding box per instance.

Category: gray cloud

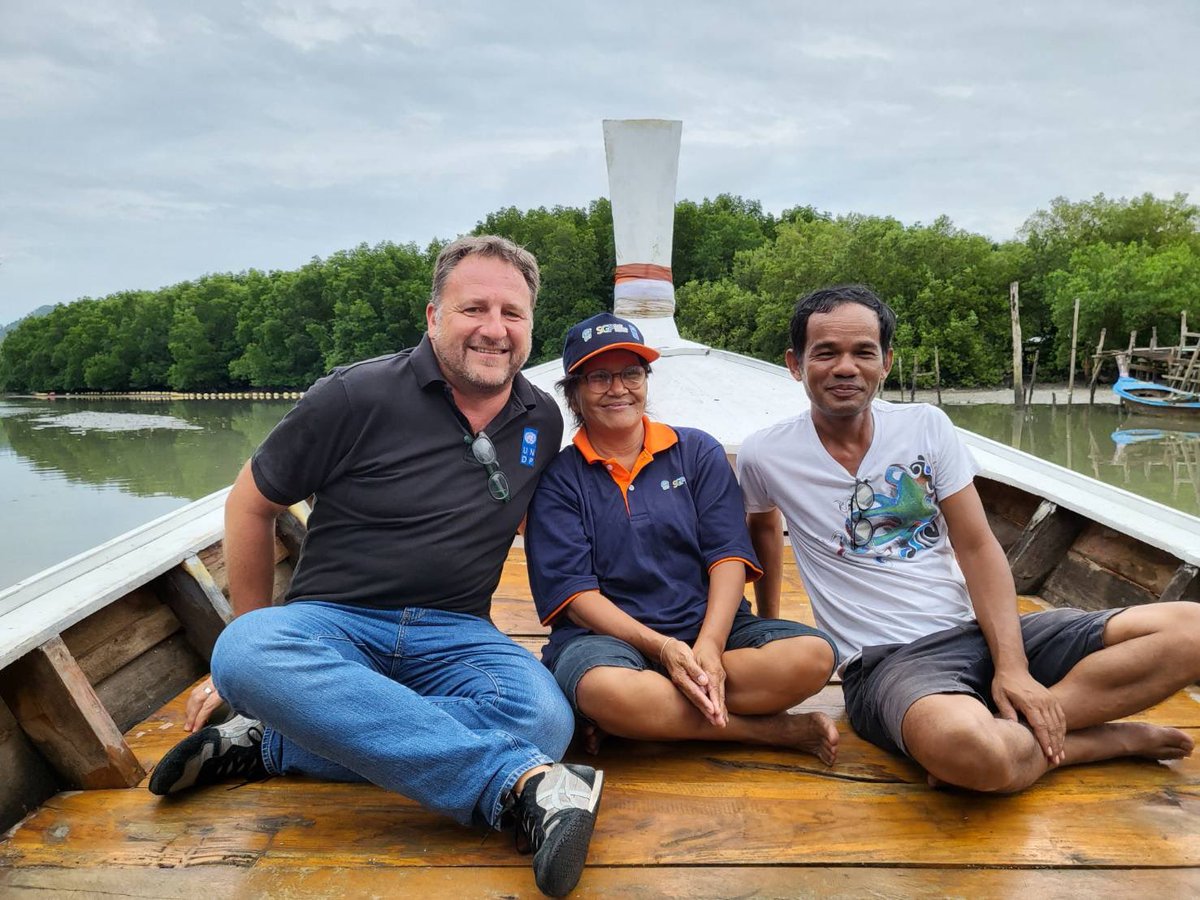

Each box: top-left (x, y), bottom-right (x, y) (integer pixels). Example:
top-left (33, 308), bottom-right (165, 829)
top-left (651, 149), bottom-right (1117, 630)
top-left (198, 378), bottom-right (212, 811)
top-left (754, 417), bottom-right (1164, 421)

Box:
top-left (1, 0), bottom-right (1197, 323)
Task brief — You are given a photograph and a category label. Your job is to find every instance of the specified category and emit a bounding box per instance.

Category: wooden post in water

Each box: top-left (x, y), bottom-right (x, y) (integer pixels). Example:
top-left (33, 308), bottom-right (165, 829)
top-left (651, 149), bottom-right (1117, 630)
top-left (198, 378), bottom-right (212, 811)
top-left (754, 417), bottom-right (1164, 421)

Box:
top-left (1089, 328), bottom-right (1107, 405)
top-left (1067, 297), bottom-right (1080, 406)
top-left (933, 346), bottom-right (942, 405)
top-left (896, 356), bottom-right (905, 402)
top-left (1010, 282), bottom-right (1024, 408)
top-left (1026, 348), bottom-right (1040, 405)
top-left (910, 354), bottom-right (919, 403)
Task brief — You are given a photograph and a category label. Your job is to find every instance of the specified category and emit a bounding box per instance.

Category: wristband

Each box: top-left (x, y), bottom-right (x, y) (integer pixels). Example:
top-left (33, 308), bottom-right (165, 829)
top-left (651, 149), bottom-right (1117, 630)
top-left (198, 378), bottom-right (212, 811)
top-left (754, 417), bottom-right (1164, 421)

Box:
top-left (658, 636), bottom-right (676, 666)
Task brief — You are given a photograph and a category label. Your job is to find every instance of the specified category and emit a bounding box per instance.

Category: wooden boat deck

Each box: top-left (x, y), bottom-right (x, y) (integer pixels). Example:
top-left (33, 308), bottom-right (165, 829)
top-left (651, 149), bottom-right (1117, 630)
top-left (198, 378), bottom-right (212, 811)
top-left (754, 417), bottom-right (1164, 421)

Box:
top-left (3, 548), bottom-right (1200, 897)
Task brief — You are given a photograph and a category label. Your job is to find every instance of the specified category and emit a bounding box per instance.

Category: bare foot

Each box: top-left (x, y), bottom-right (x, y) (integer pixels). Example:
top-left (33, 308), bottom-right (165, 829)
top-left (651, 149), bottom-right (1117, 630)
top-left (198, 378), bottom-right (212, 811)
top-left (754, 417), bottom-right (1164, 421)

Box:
top-left (1067, 722), bottom-right (1194, 766)
top-left (582, 722), bottom-right (608, 756)
top-left (776, 711), bottom-right (839, 765)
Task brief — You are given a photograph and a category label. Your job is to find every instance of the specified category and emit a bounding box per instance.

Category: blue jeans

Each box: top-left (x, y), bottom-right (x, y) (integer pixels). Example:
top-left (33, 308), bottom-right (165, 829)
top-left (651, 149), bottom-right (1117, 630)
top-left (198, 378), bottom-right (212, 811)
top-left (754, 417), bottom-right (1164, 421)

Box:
top-left (210, 602), bottom-right (574, 829)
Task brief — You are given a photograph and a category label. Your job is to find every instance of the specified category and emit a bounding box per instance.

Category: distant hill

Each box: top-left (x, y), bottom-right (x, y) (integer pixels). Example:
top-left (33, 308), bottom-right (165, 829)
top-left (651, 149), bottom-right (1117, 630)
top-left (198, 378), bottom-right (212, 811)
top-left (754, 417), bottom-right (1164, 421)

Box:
top-left (0, 305), bottom-right (54, 342)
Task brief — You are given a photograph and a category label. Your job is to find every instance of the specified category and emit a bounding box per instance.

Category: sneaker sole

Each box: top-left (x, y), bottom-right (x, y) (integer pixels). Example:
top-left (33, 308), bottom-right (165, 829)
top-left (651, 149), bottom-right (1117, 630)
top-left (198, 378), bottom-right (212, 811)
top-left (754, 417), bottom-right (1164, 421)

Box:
top-left (534, 771), bottom-right (604, 897)
top-left (148, 730), bottom-right (214, 796)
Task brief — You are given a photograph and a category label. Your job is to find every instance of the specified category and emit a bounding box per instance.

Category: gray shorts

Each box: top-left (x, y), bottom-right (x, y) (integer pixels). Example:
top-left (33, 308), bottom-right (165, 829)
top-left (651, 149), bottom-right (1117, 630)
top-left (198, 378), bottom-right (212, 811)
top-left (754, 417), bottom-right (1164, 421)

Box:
top-left (842, 607), bottom-right (1124, 756)
top-left (548, 609), bottom-right (837, 716)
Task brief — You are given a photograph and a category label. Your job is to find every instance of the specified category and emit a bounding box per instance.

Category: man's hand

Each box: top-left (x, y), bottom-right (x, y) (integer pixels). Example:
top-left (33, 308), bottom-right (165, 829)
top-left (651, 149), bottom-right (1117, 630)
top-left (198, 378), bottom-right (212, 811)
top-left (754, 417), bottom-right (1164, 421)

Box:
top-left (184, 676), bottom-right (224, 732)
top-left (690, 638), bottom-right (728, 727)
top-left (992, 667), bottom-right (1065, 765)
top-left (660, 639), bottom-right (721, 725)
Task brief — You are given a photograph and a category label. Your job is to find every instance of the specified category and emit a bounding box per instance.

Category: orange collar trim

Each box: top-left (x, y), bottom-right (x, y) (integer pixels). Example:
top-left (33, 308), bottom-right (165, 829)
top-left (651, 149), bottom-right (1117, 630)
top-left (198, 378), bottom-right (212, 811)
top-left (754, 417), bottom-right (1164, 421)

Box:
top-left (572, 418), bottom-right (678, 464)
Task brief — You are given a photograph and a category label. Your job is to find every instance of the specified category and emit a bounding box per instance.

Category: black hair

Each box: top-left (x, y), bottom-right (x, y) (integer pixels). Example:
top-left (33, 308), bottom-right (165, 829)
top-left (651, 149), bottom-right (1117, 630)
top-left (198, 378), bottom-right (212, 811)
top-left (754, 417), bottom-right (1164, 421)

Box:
top-left (789, 284), bottom-right (896, 356)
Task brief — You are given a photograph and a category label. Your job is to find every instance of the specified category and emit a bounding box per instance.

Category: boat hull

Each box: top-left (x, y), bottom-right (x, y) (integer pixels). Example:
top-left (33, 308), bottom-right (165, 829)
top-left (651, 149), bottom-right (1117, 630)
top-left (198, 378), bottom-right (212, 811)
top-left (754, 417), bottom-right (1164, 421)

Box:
top-left (1114, 375), bottom-right (1200, 417)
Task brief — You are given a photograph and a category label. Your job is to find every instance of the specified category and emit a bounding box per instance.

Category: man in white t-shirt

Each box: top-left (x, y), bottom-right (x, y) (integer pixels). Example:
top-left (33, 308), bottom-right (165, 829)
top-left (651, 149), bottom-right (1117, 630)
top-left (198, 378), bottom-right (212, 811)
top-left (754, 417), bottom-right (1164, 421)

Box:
top-left (738, 284), bottom-right (1200, 792)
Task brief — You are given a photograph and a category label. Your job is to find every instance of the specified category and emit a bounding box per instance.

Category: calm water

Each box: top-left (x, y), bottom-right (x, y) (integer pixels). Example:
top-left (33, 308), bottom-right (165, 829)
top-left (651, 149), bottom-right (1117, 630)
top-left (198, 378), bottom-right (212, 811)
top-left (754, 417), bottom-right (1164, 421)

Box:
top-left (0, 398), bottom-right (294, 591)
top-left (2, 397), bottom-right (1197, 593)
top-left (942, 403), bottom-right (1200, 517)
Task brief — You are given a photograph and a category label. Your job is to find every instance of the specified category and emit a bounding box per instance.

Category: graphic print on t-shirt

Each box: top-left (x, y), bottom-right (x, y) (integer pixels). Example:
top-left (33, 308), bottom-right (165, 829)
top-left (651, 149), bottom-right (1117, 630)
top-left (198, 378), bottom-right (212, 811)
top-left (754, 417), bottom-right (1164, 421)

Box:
top-left (840, 455), bottom-right (941, 560)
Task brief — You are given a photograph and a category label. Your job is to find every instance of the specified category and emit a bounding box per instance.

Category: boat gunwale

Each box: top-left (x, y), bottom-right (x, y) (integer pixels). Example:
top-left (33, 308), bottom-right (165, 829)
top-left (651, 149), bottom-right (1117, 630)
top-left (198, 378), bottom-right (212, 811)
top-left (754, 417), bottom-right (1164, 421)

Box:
top-left (0, 488), bottom-right (229, 670)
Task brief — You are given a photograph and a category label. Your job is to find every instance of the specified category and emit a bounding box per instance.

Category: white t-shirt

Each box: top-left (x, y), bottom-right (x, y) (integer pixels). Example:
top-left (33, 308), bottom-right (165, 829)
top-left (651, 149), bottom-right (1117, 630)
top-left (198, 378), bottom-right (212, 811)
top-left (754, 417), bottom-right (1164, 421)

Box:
top-left (738, 401), bottom-right (981, 670)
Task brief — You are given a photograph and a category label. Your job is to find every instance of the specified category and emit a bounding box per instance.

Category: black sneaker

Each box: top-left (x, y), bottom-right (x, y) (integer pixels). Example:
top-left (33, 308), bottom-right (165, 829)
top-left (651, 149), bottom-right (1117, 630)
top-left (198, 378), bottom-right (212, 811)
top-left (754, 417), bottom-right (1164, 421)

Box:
top-left (514, 763), bottom-right (604, 897)
top-left (148, 714), bottom-right (267, 796)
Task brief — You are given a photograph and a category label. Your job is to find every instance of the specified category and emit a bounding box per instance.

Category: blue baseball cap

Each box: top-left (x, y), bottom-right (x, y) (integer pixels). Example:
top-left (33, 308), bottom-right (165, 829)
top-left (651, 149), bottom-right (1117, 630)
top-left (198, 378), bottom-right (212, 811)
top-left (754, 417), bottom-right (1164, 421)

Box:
top-left (562, 312), bottom-right (661, 373)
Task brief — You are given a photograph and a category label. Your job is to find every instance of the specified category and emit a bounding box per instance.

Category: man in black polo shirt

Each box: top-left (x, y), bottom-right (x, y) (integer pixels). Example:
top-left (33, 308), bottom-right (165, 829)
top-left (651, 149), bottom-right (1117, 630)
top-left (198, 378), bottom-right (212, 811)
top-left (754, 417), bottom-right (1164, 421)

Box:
top-left (149, 235), bottom-right (603, 898)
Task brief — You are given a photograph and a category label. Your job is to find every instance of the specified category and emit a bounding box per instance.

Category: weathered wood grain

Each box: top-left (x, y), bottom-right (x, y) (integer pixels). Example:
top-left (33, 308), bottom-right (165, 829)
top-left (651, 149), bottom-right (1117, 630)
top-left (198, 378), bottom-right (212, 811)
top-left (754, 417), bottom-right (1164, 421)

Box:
top-left (159, 555), bottom-right (232, 661)
top-left (1161, 563), bottom-right (1200, 604)
top-left (2, 864), bottom-right (1198, 899)
top-left (60, 586), bottom-right (181, 685)
top-left (196, 541), bottom-right (227, 596)
top-left (4, 777), bottom-right (1199, 870)
top-left (1007, 500), bottom-right (1087, 593)
top-left (1042, 551), bottom-right (1159, 610)
top-left (1072, 522), bottom-right (1186, 597)
top-left (0, 701), bottom-right (59, 840)
top-left (94, 633), bottom-right (207, 733)
top-left (0, 637), bottom-right (143, 789)
top-left (275, 504), bottom-right (309, 564)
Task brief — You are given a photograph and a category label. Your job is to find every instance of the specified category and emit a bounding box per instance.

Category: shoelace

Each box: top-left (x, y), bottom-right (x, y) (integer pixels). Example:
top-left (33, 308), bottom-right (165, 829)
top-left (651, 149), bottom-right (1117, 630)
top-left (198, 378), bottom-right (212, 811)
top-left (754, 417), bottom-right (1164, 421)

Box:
top-left (514, 801), bottom-right (541, 854)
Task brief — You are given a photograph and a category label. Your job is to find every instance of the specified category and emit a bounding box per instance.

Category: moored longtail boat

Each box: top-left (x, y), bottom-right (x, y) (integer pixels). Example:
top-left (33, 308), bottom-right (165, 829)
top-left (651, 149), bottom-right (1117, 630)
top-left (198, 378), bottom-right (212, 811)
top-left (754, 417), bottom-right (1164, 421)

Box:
top-left (2, 121), bottom-right (1198, 896)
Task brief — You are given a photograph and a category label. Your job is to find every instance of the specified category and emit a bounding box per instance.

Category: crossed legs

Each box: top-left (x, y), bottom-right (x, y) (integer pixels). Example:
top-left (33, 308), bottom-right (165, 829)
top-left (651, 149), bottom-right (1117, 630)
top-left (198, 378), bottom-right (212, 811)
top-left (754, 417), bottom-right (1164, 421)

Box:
top-left (574, 634), bottom-right (839, 764)
top-left (901, 602), bottom-right (1200, 792)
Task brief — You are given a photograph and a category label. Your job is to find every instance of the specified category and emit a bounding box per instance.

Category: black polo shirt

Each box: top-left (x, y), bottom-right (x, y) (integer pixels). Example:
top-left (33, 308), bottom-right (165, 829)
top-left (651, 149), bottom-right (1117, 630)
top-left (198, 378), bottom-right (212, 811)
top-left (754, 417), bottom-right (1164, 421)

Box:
top-left (250, 335), bottom-right (563, 617)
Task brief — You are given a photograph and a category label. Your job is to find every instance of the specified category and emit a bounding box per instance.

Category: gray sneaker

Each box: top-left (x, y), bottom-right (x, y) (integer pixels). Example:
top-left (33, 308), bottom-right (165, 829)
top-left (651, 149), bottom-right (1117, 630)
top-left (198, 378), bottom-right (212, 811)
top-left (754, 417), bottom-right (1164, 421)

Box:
top-left (148, 714), bottom-right (266, 795)
top-left (514, 763), bottom-right (604, 897)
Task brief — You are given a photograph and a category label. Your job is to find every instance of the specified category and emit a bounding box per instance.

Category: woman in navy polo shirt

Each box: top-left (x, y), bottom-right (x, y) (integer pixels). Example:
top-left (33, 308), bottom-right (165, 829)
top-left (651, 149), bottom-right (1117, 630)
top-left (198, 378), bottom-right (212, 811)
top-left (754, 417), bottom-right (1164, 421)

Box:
top-left (525, 312), bottom-right (840, 762)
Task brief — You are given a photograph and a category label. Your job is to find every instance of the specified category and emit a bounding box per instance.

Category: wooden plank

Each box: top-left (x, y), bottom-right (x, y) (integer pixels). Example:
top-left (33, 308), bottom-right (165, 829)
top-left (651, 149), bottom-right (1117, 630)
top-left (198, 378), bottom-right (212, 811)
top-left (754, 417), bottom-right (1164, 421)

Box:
top-left (5, 777), bottom-right (1200, 869)
top-left (0, 491), bottom-right (227, 670)
top-left (271, 559), bottom-right (295, 606)
top-left (1072, 522), bottom-right (1189, 597)
top-left (1006, 500), bottom-right (1087, 593)
top-left (0, 637), bottom-right (144, 789)
top-left (94, 633), bottom-right (207, 733)
top-left (159, 556), bottom-right (233, 661)
top-left (0, 701), bottom-right (60, 835)
top-left (2, 865), bottom-right (1198, 899)
top-left (122, 674), bottom-right (1200, 793)
top-left (197, 541), bottom-right (228, 596)
top-left (1161, 563), bottom-right (1200, 604)
top-left (1041, 551), bottom-right (1159, 610)
top-left (60, 586), bottom-right (182, 685)
top-left (964, 434), bottom-right (1200, 568)
top-left (276, 503), bottom-right (310, 564)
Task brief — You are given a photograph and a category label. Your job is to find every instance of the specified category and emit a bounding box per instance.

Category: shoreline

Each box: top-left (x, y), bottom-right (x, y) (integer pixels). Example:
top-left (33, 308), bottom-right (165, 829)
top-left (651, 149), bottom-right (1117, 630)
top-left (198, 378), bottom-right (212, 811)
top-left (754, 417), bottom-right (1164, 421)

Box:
top-left (5, 383), bottom-right (1120, 407)
top-left (884, 382), bottom-right (1120, 407)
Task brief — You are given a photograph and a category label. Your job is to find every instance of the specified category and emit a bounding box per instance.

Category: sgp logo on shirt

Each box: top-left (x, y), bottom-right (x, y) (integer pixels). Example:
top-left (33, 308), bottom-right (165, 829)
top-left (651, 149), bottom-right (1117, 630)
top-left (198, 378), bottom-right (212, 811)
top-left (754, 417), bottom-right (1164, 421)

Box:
top-left (659, 476), bottom-right (687, 491)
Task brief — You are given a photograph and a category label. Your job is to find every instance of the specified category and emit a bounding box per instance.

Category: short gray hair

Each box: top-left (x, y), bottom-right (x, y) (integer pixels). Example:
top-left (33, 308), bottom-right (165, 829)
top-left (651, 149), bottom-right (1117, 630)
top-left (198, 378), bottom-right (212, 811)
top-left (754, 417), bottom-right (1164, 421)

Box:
top-left (431, 234), bottom-right (540, 312)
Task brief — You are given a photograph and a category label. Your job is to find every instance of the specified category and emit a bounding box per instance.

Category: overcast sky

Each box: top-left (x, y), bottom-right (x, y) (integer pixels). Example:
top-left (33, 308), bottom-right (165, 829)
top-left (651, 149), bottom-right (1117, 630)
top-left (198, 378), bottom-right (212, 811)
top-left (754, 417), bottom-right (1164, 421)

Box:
top-left (2, 1), bottom-right (1197, 325)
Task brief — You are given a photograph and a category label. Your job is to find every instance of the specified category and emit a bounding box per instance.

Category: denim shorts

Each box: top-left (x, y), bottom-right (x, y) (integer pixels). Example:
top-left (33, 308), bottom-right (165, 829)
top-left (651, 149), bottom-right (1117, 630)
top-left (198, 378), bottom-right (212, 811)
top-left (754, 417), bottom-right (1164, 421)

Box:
top-left (548, 609), bottom-right (838, 714)
top-left (842, 607), bottom-right (1124, 757)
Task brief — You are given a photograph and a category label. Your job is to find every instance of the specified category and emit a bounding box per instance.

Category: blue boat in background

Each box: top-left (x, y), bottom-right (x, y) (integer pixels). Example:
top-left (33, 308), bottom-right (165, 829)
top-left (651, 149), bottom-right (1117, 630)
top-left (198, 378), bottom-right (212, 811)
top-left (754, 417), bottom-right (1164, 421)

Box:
top-left (1112, 374), bottom-right (1200, 416)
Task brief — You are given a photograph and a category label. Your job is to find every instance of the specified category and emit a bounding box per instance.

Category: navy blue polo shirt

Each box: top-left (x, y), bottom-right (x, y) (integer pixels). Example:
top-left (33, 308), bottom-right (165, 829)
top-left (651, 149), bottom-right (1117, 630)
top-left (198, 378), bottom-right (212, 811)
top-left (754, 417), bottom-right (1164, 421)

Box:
top-left (525, 419), bottom-right (762, 668)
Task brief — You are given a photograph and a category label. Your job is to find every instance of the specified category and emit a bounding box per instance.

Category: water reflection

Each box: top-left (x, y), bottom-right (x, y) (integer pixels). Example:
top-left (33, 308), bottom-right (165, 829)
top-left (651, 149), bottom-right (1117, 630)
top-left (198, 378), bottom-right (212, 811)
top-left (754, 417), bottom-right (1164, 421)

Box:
top-left (0, 398), bottom-right (293, 591)
top-left (943, 404), bottom-right (1200, 517)
top-left (0, 398), bottom-right (292, 499)
top-left (1109, 426), bottom-right (1200, 513)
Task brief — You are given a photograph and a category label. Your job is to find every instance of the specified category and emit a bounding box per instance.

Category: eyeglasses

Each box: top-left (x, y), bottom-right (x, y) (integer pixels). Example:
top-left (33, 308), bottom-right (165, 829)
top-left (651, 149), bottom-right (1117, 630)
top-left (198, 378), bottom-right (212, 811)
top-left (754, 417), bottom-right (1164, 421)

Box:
top-left (464, 431), bottom-right (510, 502)
top-left (581, 364), bottom-right (648, 393)
top-left (849, 479), bottom-right (875, 549)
